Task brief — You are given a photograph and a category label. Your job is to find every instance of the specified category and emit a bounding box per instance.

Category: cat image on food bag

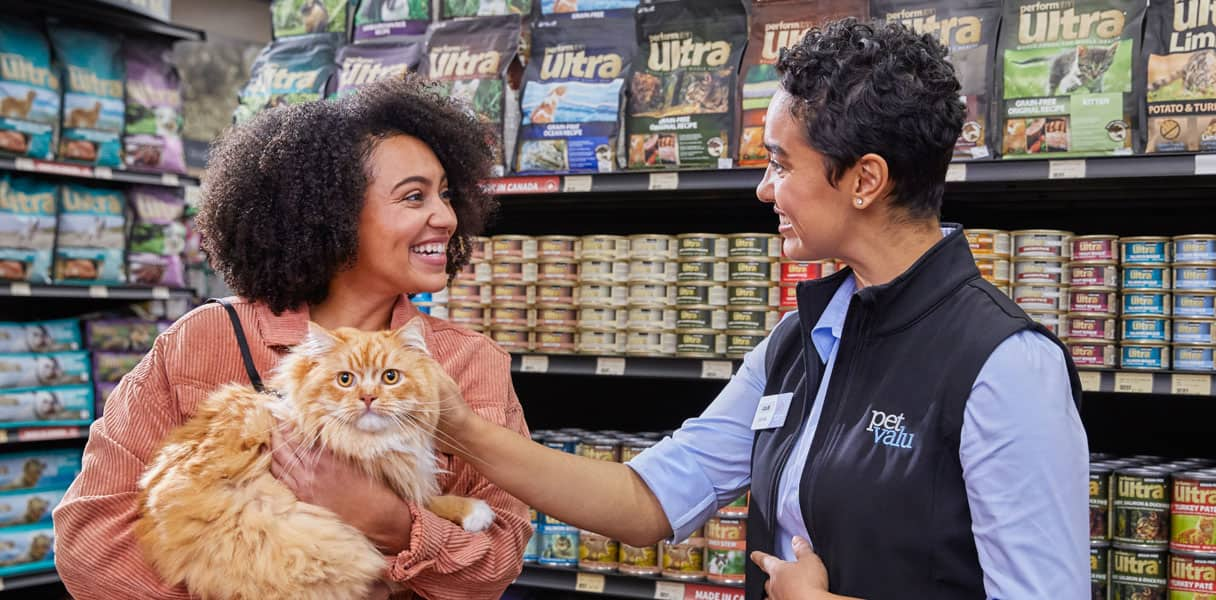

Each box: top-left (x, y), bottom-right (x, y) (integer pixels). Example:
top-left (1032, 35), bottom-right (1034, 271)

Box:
top-left (136, 320), bottom-right (495, 600)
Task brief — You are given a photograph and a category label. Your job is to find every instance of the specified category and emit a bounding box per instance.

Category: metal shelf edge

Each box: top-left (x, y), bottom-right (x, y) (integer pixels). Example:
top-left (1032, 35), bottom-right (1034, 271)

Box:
top-left (0, 157), bottom-right (199, 188)
top-left (513, 565), bottom-right (745, 600)
top-left (0, 568), bottom-right (62, 591)
top-left (0, 284), bottom-right (196, 301)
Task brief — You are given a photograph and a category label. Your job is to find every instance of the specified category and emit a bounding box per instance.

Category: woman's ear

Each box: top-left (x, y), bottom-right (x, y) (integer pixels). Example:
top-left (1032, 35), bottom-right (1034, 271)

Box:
top-left (850, 153), bottom-right (892, 209)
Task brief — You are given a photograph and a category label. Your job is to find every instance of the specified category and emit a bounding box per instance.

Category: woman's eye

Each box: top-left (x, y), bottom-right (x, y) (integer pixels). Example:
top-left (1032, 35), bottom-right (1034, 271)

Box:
top-left (404, 192), bottom-right (424, 203)
top-left (768, 160), bottom-right (785, 175)
top-left (336, 372), bottom-right (354, 387)
top-left (382, 369), bottom-right (400, 384)
top-left (439, 190), bottom-right (452, 203)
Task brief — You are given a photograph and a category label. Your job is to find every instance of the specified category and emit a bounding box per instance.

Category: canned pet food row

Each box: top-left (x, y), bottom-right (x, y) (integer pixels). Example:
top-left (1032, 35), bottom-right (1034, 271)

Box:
top-left (1088, 453), bottom-right (1216, 600)
top-left (483, 233), bottom-right (783, 263)
top-left (966, 230), bottom-right (1216, 264)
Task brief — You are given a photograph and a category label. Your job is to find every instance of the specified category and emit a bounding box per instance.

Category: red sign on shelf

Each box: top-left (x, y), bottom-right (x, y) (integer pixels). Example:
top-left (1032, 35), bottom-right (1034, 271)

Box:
top-left (17, 426), bottom-right (83, 442)
top-left (485, 177), bottom-right (561, 195)
top-left (30, 160), bottom-right (94, 179)
top-left (683, 584), bottom-right (745, 600)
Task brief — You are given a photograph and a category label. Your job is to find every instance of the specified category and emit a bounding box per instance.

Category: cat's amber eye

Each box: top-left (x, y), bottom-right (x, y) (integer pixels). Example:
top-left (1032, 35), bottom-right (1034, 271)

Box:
top-left (336, 372), bottom-right (355, 387)
top-left (382, 369), bottom-right (400, 385)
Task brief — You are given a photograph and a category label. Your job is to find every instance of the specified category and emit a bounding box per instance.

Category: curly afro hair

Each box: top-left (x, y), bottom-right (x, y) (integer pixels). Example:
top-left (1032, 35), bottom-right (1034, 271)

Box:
top-left (776, 18), bottom-right (965, 220)
top-left (197, 74), bottom-right (497, 314)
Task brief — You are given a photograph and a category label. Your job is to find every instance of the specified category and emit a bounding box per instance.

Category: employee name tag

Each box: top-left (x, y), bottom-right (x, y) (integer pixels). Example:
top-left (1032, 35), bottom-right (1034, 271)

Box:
top-left (751, 393), bottom-right (793, 430)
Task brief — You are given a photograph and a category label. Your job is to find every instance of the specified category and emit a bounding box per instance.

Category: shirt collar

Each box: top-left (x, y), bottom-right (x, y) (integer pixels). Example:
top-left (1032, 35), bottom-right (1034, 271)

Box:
top-left (254, 295), bottom-right (423, 347)
top-left (810, 275), bottom-right (855, 363)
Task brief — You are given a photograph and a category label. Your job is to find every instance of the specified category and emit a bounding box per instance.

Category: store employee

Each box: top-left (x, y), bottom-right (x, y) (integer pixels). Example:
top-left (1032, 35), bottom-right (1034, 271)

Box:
top-left (437, 18), bottom-right (1089, 600)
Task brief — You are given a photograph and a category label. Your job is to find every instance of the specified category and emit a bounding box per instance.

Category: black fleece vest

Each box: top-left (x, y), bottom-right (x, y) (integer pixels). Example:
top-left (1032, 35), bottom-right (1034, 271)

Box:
top-left (743, 226), bottom-right (1082, 600)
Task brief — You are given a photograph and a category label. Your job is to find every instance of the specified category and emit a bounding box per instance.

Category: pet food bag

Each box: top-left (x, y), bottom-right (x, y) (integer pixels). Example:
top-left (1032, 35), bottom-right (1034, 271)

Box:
top-left (0, 386), bottom-right (93, 428)
top-left (353, 0), bottom-right (432, 43)
top-left (1143, 0), bottom-right (1216, 153)
top-left (0, 319), bottom-right (82, 353)
top-left (0, 351), bottom-right (91, 390)
top-left (93, 352), bottom-right (145, 384)
top-left (423, 15), bottom-right (522, 176)
top-left (126, 186), bottom-right (185, 287)
top-left (516, 10), bottom-right (635, 174)
top-left (0, 449), bottom-right (81, 492)
top-left (875, 0), bottom-right (998, 160)
top-left (272, 0), bottom-right (351, 38)
top-left (441, 0), bottom-right (532, 19)
top-left (998, 0), bottom-right (1145, 158)
top-left (540, 0), bottom-right (637, 15)
top-left (86, 319), bottom-right (168, 353)
top-left (0, 488), bottom-right (67, 527)
top-left (235, 33), bottom-right (341, 124)
top-left (0, 19), bottom-right (61, 160)
top-left (55, 183), bottom-right (127, 286)
top-left (335, 42), bottom-right (423, 96)
top-left (48, 25), bottom-right (125, 168)
top-left (0, 174), bottom-right (57, 284)
top-left (628, 0), bottom-right (749, 170)
top-left (0, 524), bottom-right (56, 578)
top-left (124, 38), bottom-right (186, 174)
top-left (738, 0), bottom-right (867, 167)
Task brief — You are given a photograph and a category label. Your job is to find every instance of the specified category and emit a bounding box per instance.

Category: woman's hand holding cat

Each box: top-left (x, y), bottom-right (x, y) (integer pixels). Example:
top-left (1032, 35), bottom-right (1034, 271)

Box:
top-left (270, 425), bottom-right (414, 554)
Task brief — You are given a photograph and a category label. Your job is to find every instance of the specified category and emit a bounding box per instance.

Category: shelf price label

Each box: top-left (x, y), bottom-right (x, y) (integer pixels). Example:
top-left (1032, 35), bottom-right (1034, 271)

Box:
top-left (654, 581), bottom-right (685, 599)
top-left (93, 166), bottom-right (113, 180)
top-left (161, 173), bottom-right (181, 186)
top-left (1114, 372), bottom-right (1154, 394)
top-left (1048, 160), bottom-right (1086, 179)
top-left (595, 357), bottom-right (626, 376)
top-left (520, 355), bottom-right (549, 373)
top-left (575, 572), bottom-right (605, 593)
top-left (1171, 374), bottom-right (1212, 396)
top-left (701, 360), bottom-right (733, 380)
top-left (1078, 371), bottom-right (1102, 392)
top-left (1196, 154), bottom-right (1216, 176)
top-left (563, 175), bottom-right (593, 193)
top-left (0, 430), bottom-right (8, 443)
top-left (152, 286), bottom-right (171, 300)
top-left (88, 285), bottom-right (110, 299)
top-left (648, 172), bottom-right (679, 191)
top-left (8, 283), bottom-right (32, 297)
top-left (945, 163), bottom-right (967, 182)
top-left (13, 158), bottom-right (34, 172)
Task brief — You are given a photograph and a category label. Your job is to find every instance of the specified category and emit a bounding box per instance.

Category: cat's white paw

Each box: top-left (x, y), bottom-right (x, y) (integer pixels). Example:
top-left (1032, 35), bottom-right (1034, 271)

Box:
top-left (462, 500), bottom-right (495, 533)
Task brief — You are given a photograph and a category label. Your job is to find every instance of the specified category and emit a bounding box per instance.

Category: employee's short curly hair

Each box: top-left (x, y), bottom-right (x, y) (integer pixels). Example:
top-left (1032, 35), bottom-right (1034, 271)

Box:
top-left (197, 75), bottom-right (497, 314)
top-left (777, 18), bottom-right (964, 220)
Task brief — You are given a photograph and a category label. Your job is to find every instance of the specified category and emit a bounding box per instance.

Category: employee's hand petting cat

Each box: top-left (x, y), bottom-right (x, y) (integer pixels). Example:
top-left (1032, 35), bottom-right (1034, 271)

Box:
top-left (136, 319), bottom-right (494, 600)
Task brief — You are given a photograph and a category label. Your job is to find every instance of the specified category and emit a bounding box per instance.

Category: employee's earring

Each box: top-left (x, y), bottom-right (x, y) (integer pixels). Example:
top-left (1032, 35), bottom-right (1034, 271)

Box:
top-left (854, 198), bottom-right (865, 207)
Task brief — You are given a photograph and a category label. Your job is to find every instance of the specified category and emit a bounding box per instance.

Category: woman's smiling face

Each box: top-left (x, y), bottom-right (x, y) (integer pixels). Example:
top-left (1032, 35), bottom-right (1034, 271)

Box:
top-left (347, 134), bottom-right (458, 296)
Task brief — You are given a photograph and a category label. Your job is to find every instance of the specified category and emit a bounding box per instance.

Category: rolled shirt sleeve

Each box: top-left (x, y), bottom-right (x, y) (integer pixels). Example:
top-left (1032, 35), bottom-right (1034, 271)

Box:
top-left (961, 330), bottom-right (1090, 600)
top-left (626, 327), bottom-right (774, 542)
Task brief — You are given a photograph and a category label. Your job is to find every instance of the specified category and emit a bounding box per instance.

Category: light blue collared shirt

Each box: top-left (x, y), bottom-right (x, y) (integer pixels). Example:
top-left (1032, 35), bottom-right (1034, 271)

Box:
top-left (628, 275), bottom-right (1090, 599)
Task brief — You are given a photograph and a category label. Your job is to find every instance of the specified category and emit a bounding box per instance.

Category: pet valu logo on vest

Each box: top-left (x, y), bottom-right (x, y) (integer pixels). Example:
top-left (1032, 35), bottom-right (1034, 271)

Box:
top-left (865, 409), bottom-right (916, 449)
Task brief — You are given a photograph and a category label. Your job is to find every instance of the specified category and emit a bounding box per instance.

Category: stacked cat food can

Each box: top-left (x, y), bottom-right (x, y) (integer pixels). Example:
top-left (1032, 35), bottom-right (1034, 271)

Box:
top-left (1067, 234), bottom-right (1119, 368)
top-left (447, 236), bottom-right (491, 334)
top-left (617, 436), bottom-right (663, 577)
top-left (1171, 235), bottom-right (1216, 372)
top-left (536, 432), bottom-right (581, 567)
top-left (576, 434), bottom-right (622, 572)
top-left (1087, 453), bottom-right (1216, 600)
top-left (533, 236), bottom-right (581, 355)
top-left (1119, 237), bottom-right (1173, 371)
top-left (626, 234), bottom-right (679, 357)
top-left (578, 234), bottom-right (630, 355)
top-left (706, 494), bottom-right (749, 585)
top-left (721, 234), bottom-right (781, 358)
top-left (674, 234), bottom-right (728, 358)
top-left (967, 229), bottom-right (1012, 297)
top-left (486, 235), bottom-right (538, 353)
top-left (1011, 230), bottom-right (1072, 338)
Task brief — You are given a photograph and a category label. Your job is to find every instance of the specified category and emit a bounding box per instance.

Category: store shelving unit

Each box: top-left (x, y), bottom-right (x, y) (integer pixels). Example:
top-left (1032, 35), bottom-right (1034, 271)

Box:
top-left (10, 0), bottom-right (205, 42)
top-left (0, 570), bottom-right (62, 594)
top-left (515, 565), bottom-right (744, 600)
top-left (0, 156), bottom-right (199, 189)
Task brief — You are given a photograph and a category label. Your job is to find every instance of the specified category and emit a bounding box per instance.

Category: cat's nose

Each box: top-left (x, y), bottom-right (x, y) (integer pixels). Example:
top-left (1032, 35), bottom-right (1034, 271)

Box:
top-left (361, 396), bottom-right (376, 408)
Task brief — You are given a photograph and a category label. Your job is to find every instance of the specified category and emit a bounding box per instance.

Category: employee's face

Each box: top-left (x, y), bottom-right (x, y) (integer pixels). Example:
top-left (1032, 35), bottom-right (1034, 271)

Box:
top-left (756, 91), bottom-right (856, 262)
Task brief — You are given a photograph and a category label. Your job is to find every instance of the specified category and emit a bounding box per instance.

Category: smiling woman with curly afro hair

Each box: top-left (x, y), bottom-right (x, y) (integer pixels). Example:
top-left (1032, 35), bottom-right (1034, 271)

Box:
top-left (52, 74), bottom-right (535, 600)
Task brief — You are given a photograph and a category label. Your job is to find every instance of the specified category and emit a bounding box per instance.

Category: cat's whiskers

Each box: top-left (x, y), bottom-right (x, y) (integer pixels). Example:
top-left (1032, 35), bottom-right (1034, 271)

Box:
top-left (395, 411), bottom-right (488, 467)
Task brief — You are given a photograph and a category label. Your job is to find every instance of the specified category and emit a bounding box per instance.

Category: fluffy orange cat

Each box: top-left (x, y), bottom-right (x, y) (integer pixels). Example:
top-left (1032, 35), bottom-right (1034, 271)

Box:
top-left (135, 319), bottom-right (493, 600)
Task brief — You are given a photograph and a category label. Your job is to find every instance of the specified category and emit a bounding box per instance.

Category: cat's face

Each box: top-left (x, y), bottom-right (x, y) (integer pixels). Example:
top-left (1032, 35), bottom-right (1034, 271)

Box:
top-left (272, 319), bottom-right (450, 457)
top-left (1078, 43), bottom-right (1118, 81)
top-left (36, 357), bottom-right (60, 384)
top-left (33, 392), bottom-right (58, 417)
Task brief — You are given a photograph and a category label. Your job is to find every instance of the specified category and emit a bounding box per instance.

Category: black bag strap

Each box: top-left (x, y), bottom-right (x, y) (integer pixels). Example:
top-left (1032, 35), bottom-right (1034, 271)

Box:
top-left (207, 298), bottom-right (265, 392)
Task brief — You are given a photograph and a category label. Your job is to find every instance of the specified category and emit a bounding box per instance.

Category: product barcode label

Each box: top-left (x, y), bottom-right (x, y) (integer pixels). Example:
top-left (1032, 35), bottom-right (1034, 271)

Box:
top-left (654, 581), bottom-right (685, 599)
top-left (1171, 374), bottom-right (1212, 396)
top-left (648, 172), bottom-right (679, 191)
top-left (575, 572), bottom-right (605, 593)
top-left (563, 175), bottom-right (593, 193)
top-left (520, 355), bottom-right (549, 374)
top-left (701, 360), bottom-right (733, 380)
top-left (596, 357), bottom-right (626, 376)
top-left (1114, 372), bottom-right (1154, 394)
top-left (1078, 371), bottom-right (1102, 392)
top-left (1048, 160), bottom-right (1086, 180)
top-left (945, 163), bottom-right (967, 182)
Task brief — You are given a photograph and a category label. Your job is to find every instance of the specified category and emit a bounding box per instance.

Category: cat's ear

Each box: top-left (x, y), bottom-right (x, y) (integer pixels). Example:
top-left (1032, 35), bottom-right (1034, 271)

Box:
top-left (394, 318), bottom-right (429, 354)
top-left (1109, 41), bottom-right (1119, 53)
top-left (1078, 46), bottom-right (1087, 58)
top-left (300, 321), bottom-right (338, 358)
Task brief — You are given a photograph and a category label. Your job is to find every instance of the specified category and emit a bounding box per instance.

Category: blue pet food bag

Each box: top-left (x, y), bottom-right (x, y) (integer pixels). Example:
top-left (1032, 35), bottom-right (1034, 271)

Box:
top-left (0, 19), bottom-right (61, 160)
top-left (0, 319), bottom-right (82, 352)
top-left (48, 25), bottom-right (125, 167)
top-left (0, 174), bottom-right (57, 283)
top-left (55, 183), bottom-right (127, 285)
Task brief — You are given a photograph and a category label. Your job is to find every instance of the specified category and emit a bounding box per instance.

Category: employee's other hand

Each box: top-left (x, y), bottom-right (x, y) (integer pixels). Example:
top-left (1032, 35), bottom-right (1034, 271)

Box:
top-left (751, 536), bottom-right (834, 600)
